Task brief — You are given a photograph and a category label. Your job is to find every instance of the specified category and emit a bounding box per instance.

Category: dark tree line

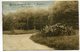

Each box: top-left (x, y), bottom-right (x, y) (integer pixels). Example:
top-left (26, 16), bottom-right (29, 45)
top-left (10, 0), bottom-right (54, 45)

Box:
top-left (3, 1), bottom-right (78, 31)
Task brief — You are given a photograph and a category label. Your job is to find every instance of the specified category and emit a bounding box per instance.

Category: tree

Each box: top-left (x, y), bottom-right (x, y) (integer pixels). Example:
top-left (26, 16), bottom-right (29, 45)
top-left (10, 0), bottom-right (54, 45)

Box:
top-left (49, 1), bottom-right (78, 29)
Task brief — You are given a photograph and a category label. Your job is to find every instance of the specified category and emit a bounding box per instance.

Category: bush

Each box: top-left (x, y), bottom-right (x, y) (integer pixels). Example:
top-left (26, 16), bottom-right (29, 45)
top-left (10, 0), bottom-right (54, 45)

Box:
top-left (41, 23), bottom-right (75, 36)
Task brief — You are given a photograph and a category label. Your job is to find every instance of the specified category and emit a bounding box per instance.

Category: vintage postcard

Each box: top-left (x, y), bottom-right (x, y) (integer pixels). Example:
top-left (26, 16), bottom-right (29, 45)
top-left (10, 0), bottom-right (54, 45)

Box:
top-left (2, 0), bottom-right (79, 51)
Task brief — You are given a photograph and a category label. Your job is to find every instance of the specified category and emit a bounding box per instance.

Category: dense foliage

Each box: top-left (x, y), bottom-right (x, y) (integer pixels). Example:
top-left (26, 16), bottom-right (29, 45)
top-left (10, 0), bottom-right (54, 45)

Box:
top-left (41, 23), bottom-right (75, 36)
top-left (49, 1), bottom-right (78, 29)
top-left (3, 1), bottom-right (78, 31)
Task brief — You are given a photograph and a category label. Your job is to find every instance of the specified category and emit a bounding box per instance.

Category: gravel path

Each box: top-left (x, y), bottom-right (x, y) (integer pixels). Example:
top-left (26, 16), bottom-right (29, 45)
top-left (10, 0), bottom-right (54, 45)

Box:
top-left (3, 33), bottom-right (53, 51)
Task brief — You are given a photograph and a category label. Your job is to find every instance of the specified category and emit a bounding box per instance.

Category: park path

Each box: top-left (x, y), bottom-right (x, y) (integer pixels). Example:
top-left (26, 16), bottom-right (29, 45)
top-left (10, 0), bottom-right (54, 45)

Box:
top-left (3, 33), bottom-right (53, 51)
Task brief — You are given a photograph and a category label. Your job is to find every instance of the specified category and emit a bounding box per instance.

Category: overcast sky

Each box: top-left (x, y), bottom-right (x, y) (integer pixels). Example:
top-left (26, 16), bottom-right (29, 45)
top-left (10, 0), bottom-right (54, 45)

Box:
top-left (2, 1), bottom-right (54, 14)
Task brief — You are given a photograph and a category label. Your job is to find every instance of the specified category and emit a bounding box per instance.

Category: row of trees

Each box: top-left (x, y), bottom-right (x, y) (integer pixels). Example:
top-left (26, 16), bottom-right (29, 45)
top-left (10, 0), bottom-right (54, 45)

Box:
top-left (3, 1), bottom-right (78, 31)
top-left (3, 8), bottom-right (49, 30)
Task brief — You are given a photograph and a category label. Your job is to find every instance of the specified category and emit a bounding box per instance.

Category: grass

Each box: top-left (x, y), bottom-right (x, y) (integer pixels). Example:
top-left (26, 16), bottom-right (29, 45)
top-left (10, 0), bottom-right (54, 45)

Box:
top-left (3, 29), bottom-right (39, 35)
top-left (30, 32), bottom-right (79, 50)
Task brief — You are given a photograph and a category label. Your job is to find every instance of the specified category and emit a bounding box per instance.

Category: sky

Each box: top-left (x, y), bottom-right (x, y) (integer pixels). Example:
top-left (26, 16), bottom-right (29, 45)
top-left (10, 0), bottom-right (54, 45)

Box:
top-left (2, 1), bottom-right (54, 14)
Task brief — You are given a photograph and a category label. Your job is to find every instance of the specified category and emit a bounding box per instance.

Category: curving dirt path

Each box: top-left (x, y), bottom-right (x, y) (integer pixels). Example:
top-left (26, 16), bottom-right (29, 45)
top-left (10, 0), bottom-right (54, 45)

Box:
top-left (3, 33), bottom-right (54, 51)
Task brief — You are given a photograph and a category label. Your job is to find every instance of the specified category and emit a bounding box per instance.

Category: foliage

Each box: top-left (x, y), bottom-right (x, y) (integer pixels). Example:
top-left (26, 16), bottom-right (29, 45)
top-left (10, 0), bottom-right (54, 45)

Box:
top-left (3, 13), bottom-right (14, 30)
top-left (3, 1), bottom-right (78, 31)
top-left (49, 1), bottom-right (78, 29)
top-left (41, 23), bottom-right (75, 36)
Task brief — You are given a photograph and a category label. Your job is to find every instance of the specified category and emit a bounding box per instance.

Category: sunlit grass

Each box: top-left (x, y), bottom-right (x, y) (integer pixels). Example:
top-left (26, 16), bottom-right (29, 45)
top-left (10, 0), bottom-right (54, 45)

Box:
top-left (3, 30), bottom-right (39, 35)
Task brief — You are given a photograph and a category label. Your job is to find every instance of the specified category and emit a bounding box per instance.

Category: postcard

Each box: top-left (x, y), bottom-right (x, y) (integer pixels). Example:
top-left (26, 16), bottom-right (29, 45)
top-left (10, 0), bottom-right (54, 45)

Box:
top-left (2, 0), bottom-right (79, 51)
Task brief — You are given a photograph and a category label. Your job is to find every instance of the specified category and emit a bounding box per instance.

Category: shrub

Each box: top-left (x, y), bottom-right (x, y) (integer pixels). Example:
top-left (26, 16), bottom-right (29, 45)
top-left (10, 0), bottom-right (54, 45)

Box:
top-left (41, 23), bottom-right (75, 36)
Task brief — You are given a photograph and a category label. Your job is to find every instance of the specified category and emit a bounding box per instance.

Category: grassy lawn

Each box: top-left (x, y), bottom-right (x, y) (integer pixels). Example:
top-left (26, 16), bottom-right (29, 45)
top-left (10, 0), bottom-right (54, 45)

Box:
top-left (3, 30), bottom-right (39, 35)
top-left (30, 32), bottom-right (79, 50)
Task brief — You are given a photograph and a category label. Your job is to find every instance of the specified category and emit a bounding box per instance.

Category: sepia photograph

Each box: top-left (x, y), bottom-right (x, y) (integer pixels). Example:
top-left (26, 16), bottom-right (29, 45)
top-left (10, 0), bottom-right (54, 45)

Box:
top-left (3, 0), bottom-right (79, 51)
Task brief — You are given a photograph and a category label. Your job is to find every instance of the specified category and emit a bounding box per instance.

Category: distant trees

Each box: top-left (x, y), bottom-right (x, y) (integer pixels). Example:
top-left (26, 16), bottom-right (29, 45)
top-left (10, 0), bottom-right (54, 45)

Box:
top-left (3, 13), bottom-right (14, 30)
top-left (3, 1), bottom-right (78, 31)
top-left (3, 8), bottom-right (49, 30)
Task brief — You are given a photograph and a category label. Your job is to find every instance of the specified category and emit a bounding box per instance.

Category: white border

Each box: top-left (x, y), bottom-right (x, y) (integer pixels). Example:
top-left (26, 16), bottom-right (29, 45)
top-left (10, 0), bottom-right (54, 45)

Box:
top-left (0, 0), bottom-right (2, 52)
top-left (2, 0), bottom-right (78, 1)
